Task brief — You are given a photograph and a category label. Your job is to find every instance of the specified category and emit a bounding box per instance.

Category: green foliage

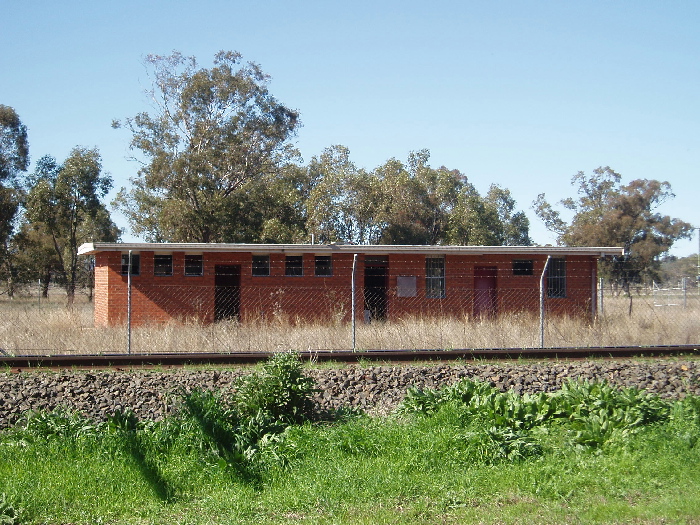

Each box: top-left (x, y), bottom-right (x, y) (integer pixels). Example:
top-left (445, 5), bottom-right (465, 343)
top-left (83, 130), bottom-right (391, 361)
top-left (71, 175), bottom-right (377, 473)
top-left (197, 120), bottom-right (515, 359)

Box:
top-left (481, 426), bottom-right (543, 462)
top-left (115, 50), bottom-right (301, 243)
top-left (20, 149), bottom-right (118, 298)
top-left (305, 146), bottom-right (532, 246)
top-left (17, 408), bottom-right (100, 442)
top-left (0, 493), bottom-right (19, 525)
top-left (234, 351), bottom-right (317, 426)
top-left (176, 353), bottom-right (319, 473)
top-left (557, 380), bottom-right (671, 447)
top-left (0, 105), bottom-right (29, 183)
top-left (534, 166), bottom-right (693, 286)
top-left (0, 105), bottom-right (29, 296)
top-left (1, 373), bottom-right (700, 524)
top-left (399, 377), bottom-right (673, 450)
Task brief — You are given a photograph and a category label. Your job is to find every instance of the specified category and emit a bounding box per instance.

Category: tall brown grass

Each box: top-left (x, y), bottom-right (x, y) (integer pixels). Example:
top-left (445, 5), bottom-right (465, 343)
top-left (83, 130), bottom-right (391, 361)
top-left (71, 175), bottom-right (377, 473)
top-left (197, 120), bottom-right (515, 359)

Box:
top-left (1, 293), bottom-right (698, 356)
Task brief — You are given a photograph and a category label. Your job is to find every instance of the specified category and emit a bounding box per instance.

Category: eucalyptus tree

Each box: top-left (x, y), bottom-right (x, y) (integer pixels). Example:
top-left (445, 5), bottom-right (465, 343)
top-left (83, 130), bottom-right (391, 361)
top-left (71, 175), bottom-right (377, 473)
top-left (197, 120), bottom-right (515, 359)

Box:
top-left (305, 145), bottom-right (384, 244)
top-left (533, 166), bottom-right (692, 288)
top-left (483, 185), bottom-right (532, 246)
top-left (114, 51), bottom-right (300, 242)
top-left (306, 147), bottom-right (531, 246)
top-left (23, 148), bottom-right (118, 301)
top-left (0, 105), bottom-right (29, 295)
top-left (0, 105), bottom-right (28, 183)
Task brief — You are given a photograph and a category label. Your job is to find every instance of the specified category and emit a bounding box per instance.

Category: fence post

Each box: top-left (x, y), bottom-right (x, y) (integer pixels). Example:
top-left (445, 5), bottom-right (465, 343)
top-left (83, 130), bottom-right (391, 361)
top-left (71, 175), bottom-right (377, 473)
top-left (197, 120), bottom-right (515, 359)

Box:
top-left (683, 277), bottom-right (687, 309)
top-left (598, 277), bottom-right (604, 316)
top-left (127, 250), bottom-right (132, 355)
top-left (351, 253), bottom-right (357, 351)
top-left (539, 256), bottom-right (551, 349)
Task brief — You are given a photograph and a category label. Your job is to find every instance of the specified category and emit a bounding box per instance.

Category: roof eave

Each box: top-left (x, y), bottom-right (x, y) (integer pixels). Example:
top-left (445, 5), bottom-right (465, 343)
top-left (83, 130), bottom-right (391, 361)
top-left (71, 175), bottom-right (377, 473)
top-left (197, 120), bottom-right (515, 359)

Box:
top-left (78, 242), bottom-right (625, 258)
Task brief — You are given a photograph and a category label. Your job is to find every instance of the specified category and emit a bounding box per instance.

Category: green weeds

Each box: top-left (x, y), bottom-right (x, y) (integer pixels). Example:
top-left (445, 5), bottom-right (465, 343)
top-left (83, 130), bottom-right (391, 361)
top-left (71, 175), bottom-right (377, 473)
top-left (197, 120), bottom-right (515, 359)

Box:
top-left (1, 361), bottom-right (700, 524)
top-left (0, 493), bottom-right (20, 525)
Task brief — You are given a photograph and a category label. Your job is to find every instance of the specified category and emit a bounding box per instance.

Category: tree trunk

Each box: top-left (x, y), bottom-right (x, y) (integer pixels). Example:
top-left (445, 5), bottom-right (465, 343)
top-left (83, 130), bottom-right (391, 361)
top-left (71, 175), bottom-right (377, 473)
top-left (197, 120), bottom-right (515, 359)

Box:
top-left (42, 271), bottom-right (51, 298)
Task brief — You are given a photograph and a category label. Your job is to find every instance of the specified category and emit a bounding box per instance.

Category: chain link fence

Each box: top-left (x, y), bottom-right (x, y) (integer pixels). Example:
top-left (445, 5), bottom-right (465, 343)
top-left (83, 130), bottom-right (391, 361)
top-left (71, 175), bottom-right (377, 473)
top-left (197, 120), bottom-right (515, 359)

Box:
top-left (1, 265), bottom-right (699, 356)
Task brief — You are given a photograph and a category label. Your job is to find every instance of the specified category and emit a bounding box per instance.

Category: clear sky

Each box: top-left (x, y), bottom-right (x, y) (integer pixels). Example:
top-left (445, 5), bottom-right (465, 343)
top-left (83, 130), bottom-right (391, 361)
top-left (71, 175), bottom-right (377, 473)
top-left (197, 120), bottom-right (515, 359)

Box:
top-left (2, 1), bottom-right (699, 255)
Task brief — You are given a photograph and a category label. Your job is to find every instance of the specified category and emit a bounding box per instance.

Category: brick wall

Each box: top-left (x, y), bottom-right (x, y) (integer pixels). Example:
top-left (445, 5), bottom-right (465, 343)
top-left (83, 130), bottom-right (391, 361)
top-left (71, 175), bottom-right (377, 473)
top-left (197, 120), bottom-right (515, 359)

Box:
top-left (91, 250), bottom-right (598, 326)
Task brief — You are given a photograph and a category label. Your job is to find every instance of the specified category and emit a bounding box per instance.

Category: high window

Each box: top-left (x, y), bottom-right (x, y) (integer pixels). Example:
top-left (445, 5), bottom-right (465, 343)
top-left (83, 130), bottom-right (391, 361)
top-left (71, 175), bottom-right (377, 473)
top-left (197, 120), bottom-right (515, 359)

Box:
top-left (315, 255), bottom-right (332, 276)
top-left (184, 254), bottom-right (203, 276)
top-left (121, 253), bottom-right (140, 276)
top-left (252, 255), bottom-right (270, 276)
top-left (425, 256), bottom-right (445, 298)
top-left (154, 254), bottom-right (173, 276)
top-left (512, 259), bottom-right (534, 276)
top-left (285, 255), bottom-right (303, 276)
top-left (547, 258), bottom-right (566, 298)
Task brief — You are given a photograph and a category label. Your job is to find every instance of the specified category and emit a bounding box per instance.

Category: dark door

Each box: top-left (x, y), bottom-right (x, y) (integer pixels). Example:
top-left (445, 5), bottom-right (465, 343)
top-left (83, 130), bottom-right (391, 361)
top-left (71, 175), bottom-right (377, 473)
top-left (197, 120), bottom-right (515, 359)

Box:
top-left (474, 266), bottom-right (497, 318)
top-left (215, 265), bottom-right (240, 321)
top-left (364, 258), bottom-right (388, 322)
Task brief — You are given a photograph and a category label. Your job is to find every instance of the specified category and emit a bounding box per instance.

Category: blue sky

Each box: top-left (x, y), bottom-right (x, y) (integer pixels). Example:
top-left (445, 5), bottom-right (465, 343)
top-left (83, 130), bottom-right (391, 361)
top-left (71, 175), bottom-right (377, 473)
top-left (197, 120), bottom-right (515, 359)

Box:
top-left (2, 1), bottom-right (699, 255)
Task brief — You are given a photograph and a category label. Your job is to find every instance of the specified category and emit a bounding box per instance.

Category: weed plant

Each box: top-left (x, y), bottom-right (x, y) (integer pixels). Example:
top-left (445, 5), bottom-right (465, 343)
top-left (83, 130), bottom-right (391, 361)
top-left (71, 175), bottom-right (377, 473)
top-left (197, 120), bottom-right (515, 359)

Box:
top-left (1, 355), bottom-right (700, 523)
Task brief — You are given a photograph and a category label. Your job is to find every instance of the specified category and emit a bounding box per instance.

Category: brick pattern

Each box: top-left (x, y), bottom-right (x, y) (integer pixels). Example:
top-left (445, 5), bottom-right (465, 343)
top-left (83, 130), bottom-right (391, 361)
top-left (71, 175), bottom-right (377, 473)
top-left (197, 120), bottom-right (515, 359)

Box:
top-left (92, 250), bottom-right (600, 326)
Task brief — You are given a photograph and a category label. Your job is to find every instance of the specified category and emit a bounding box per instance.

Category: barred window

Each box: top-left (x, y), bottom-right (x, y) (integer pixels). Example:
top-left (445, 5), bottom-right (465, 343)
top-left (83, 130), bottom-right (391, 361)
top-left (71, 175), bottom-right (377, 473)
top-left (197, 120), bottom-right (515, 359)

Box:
top-left (154, 254), bottom-right (173, 276)
top-left (547, 258), bottom-right (566, 298)
top-left (184, 254), bottom-right (203, 276)
top-left (121, 253), bottom-right (140, 276)
top-left (425, 257), bottom-right (445, 298)
top-left (315, 255), bottom-right (332, 276)
top-left (252, 255), bottom-right (270, 276)
top-left (285, 255), bottom-right (303, 276)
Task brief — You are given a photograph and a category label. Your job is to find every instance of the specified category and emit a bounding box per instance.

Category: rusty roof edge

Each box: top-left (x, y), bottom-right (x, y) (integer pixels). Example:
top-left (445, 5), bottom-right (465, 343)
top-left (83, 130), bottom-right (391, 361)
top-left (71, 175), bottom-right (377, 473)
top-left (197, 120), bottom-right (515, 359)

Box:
top-left (78, 242), bottom-right (625, 257)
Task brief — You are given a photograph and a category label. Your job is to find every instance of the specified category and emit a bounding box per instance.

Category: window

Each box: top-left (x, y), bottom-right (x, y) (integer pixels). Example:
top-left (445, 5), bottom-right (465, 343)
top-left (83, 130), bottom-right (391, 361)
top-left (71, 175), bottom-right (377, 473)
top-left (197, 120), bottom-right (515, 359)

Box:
top-left (121, 253), bottom-right (140, 276)
top-left (425, 257), bottom-right (445, 298)
top-left (154, 254), bottom-right (173, 276)
top-left (315, 255), bottom-right (332, 276)
top-left (285, 255), bottom-right (303, 276)
top-left (547, 258), bottom-right (566, 298)
top-left (252, 255), bottom-right (270, 276)
top-left (512, 259), bottom-right (534, 276)
top-left (184, 254), bottom-right (203, 276)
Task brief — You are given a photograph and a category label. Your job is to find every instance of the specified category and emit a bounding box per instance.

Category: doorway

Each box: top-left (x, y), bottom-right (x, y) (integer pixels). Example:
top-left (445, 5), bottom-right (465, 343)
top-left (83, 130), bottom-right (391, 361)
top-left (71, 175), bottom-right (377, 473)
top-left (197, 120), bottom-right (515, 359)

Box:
top-left (474, 266), bottom-right (497, 318)
top-left (364, 257), bottom-right (388, 322)
top-left (215, 265), bottom-right (241, 321)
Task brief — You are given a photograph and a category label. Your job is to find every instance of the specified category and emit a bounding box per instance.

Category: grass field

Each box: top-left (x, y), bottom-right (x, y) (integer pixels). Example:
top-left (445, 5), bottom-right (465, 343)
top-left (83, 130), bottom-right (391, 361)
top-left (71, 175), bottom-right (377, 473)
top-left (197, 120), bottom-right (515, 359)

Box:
top-left (1, 353), bottom-right (700, 524)
top-left (1, 291), bottom-right (699, 355)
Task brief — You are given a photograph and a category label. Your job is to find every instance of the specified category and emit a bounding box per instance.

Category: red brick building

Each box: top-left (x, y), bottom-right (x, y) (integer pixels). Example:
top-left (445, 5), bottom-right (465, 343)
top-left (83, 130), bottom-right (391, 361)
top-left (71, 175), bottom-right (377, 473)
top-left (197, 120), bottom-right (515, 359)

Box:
top-left (78, 243), bottom-right (624, 326)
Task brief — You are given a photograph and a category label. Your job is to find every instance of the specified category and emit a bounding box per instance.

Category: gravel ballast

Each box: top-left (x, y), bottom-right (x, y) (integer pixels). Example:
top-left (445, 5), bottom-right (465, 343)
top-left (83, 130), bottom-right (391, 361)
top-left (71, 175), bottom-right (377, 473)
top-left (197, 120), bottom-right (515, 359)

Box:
top-left (1, 359), bottom-right (699, 429)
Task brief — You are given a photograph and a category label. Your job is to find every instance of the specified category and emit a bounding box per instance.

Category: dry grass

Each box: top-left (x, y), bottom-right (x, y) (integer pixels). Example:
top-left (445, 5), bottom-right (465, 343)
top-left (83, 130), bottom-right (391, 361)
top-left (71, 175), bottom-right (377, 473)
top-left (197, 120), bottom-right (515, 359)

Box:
top-left (1, 292), bottom-right (699, 356)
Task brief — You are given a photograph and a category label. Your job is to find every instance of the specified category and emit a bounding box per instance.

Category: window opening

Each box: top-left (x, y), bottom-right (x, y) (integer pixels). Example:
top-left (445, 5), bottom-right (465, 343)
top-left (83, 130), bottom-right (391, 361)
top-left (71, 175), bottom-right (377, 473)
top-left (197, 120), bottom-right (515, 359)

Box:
top-left (512, 259), bottom-right (534, 275)
top-left (252, 255), bottom-right (270, 276)
top-left (121, 253), bottom-right (140, 276)
top-left (154, 254), bottom-right (173, 276)
top-left (315, 255), bottom-right (332, 276)
top-left (547, 258), bottom-right (566, 298)
top-left (426, 257), bottom-right (445, 298)
top-left (285, 255), bottom-right (303, 276)
top-left (184, 254), bottom-right (203, 276)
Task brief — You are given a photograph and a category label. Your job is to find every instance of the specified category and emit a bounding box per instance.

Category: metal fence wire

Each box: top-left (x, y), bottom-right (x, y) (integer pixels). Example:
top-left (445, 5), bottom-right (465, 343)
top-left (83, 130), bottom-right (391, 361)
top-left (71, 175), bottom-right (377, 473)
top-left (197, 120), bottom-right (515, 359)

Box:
top-left (1, 256), bottom-right (699, 355)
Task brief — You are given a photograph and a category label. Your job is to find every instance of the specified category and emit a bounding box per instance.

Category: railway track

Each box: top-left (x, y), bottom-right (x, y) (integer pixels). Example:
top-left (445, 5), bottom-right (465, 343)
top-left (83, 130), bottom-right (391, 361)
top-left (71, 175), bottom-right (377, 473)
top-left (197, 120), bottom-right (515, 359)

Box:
top-left (2, 345), bottom-right (698, 370)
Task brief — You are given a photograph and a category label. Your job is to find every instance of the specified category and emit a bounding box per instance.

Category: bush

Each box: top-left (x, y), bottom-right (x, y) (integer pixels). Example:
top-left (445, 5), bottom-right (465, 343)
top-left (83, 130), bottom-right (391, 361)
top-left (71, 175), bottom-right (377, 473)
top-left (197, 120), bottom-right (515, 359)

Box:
top-left (234, 351), bottom-right (317, 426)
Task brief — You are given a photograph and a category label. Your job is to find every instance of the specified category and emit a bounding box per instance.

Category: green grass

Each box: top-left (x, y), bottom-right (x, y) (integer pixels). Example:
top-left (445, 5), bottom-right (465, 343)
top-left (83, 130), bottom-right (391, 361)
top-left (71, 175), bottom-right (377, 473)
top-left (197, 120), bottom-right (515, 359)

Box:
top-left (1, 356), bottom-right (700, 524)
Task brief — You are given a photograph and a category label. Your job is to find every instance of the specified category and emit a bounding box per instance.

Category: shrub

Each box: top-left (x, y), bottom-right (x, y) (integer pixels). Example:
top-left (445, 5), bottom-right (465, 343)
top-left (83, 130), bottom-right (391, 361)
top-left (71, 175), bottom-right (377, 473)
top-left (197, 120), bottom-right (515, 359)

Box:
top-left (234, 351), bottom-right (317, 426)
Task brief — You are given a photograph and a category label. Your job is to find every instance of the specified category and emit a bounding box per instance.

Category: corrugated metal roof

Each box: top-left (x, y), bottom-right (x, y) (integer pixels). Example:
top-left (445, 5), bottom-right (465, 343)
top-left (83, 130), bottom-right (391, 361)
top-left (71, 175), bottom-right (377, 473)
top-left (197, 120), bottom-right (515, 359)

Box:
top-left (78, 242), bottom-right (625, 257)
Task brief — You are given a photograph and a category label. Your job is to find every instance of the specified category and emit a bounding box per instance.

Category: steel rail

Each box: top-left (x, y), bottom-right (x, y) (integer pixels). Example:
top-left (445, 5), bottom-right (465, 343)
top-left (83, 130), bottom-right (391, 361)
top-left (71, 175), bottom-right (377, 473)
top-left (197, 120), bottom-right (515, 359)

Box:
top-left (1, 345), bottom-right (698, 370)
